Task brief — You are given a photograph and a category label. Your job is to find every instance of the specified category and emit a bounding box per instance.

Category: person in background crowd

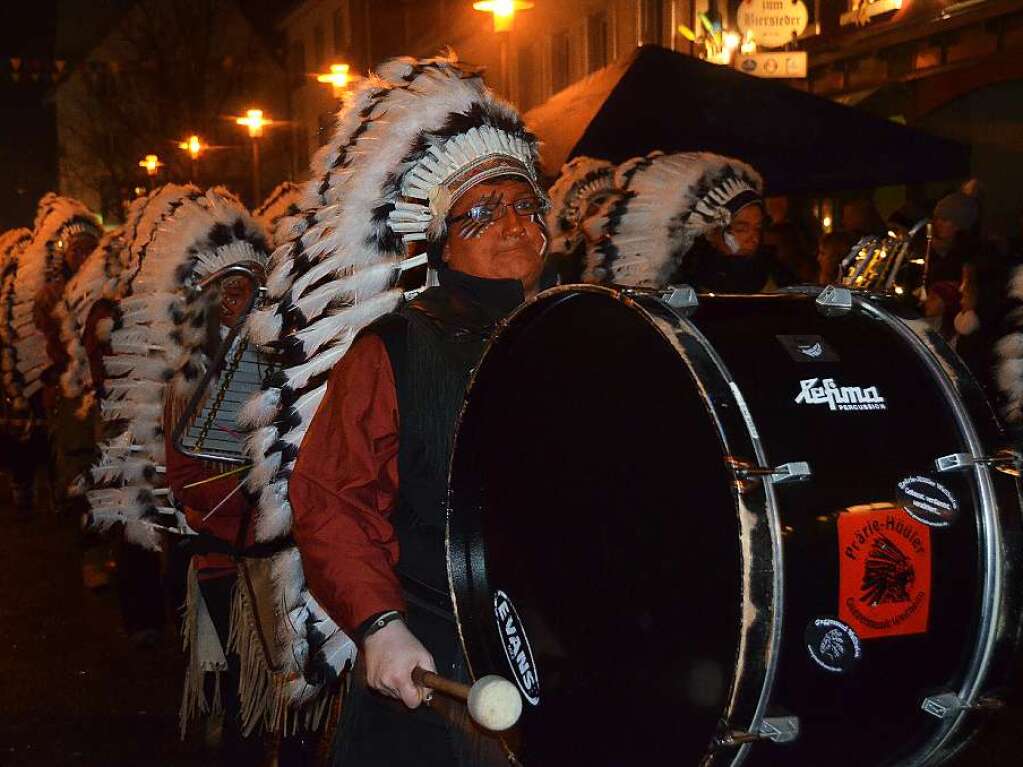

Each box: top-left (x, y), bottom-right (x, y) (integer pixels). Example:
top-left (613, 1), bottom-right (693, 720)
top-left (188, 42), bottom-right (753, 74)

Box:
top-left (764, 196), bottom-right (817, 283)
top-left (816, 231), bottom-right (855, 285)
top-left (840, 197), bottom-right (886, 242)
top-left (923, 186), bottom-right (981, 338)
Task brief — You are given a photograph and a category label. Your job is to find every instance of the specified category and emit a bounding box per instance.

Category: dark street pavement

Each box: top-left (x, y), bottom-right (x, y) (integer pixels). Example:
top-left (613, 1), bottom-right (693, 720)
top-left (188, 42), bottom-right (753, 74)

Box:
top-left (0, 497), bottom-right (207, 767)
top-left (0, 490), bottom-right (1021, 766)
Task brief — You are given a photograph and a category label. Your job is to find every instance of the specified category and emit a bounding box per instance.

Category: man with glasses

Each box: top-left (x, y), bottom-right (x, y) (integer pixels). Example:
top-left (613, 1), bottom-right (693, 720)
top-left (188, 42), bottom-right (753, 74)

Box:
top-left (286, 56), bottom-right (550, 766)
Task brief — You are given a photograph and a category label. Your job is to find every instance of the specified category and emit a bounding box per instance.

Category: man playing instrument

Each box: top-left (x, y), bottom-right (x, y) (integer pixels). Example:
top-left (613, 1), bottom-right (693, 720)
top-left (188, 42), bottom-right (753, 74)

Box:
top-left (285, 56), bottom-right (550, 767)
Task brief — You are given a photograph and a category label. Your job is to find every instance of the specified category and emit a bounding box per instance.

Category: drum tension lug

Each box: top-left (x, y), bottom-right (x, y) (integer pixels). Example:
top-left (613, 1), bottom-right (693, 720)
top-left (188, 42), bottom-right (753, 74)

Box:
top-left (921, 692), bottom-right (1005, 720)
top-left (659, 284), bottom-right (698, 315)
top-left (714, 716), bottom-right (800, 748)
top-left (935, 450), bottom-right (1022, 476)
top-left (815, 285), bottom-right (853, 316)
top-left (732, 460), bottom-right (812, 485)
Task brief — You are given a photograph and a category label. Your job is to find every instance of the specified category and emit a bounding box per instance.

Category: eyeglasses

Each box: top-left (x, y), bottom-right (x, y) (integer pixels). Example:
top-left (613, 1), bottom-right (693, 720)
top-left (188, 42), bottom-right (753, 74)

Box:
top-left (450, 196), bottom-right (548, 226)
top-left (727, 221), bottom-right (764, 236)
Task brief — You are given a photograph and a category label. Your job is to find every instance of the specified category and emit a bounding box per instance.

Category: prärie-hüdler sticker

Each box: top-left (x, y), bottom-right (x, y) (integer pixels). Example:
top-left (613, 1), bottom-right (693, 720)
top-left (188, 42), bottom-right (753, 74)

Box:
top-left (837, 506), bottom-right (931, 639)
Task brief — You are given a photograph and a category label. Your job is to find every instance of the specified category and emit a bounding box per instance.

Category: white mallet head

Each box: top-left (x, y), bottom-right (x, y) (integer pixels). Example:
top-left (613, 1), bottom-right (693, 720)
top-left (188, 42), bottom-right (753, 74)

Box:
top-left (466, 674), bottom-right (523, 731)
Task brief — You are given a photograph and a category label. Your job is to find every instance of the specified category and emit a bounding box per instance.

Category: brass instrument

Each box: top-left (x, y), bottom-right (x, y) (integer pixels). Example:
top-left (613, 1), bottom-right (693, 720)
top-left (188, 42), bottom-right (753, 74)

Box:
top-left (839, 218), bottom-right (930, 294)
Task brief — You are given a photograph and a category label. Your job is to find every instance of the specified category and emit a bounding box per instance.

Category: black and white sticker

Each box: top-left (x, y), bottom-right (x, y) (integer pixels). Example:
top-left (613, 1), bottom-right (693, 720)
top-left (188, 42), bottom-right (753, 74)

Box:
top-left (896, 475), bottom-right (959, 527)
top-left (493, 590), bottom-right (540, 705)
top-left (777, 334), bottom-right (840, 363)
top-left (805, 617), bottom-right (862, 673)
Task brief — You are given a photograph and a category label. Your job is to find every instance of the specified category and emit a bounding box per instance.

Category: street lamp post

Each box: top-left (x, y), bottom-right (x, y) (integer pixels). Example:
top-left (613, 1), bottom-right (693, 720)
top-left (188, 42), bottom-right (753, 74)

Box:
top-left (472, 1), bottom-right (534, 96)
top-left (235, 109), bottom-right (272, 205)
top-left (178, 134), bottom-right (207, 182)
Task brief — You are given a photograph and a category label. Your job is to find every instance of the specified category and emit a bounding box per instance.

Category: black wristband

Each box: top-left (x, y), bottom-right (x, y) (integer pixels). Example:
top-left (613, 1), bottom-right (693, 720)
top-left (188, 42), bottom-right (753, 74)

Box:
top-left (357, 610), bottom-right (404, 642)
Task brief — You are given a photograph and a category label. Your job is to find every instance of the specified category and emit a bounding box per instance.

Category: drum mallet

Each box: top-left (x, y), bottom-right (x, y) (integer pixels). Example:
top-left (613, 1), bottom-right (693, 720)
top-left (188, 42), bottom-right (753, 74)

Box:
top-left (412, 667), bottom-right (523, 731)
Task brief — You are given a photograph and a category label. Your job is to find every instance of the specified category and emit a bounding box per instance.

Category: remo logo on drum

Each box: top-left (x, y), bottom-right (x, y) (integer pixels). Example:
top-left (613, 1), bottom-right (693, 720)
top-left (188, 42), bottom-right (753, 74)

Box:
top-left (837, 507), bottom-right (932, 639)
top-left (493, 590), bottom-right (541, 705)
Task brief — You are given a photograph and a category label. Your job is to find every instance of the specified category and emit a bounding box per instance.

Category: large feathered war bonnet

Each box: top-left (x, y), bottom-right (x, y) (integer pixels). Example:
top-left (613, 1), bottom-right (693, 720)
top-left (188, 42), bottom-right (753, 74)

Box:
top-left (588, 151), bottom-right (763, 288)
top-left (546, 156), bottom-right (618, 258)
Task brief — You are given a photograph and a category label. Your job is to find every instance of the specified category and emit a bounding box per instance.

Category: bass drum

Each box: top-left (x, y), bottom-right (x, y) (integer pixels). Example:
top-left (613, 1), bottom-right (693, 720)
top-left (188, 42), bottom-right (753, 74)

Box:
top-left (447, 285), bottom-right (1022, 767)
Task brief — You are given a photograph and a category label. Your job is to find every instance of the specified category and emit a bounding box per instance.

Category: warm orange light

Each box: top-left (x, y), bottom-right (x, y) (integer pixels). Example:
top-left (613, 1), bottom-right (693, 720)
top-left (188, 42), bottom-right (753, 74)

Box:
top-left (473, 0), bottom-right (534, 32)
top-left (178, 134), bottom-right (205, 160)
top-left (138, 154), bottom-right (162, 176)
top-left (236, 108), bottom-right (272, 138)
top-left (317, 63), bottom-right (357, 96)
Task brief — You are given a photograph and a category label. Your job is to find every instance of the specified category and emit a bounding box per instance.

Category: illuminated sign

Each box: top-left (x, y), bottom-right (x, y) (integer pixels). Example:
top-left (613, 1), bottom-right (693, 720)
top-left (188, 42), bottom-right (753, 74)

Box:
top-left (737, 0), bottom-right (809, 49)
top-left (736, 51), bottom-right (808, 78)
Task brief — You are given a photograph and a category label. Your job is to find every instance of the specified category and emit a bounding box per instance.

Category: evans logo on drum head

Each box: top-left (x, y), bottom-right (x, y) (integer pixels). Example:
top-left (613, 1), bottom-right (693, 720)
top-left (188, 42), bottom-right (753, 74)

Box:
top-left (795, 377), bottom-right (887, 412)
top-left (777, 334), bottom-right (840, 363)
top-left (805, 618), bottom-right (862, 673)
top-left (896, 475), bottom-right (959, 527)
top-left (493, 590), bottom-right (540, 705)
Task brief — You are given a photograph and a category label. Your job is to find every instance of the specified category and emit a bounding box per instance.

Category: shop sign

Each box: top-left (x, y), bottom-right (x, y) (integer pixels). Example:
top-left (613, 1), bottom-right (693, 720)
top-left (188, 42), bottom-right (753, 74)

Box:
top-left (840, 0), bottom-right (903, 27)
top-left (736, 51), bottom-right (808, 78)
top-left (737, 0), bottom-right (809, 49)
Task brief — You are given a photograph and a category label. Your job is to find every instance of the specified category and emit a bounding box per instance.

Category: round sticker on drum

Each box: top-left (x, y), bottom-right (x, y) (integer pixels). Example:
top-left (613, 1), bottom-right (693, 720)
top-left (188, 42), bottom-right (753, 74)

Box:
top-left (896, 475), bottom-right (958, 527)
top-left (805, 618), bottom-right (862, 674)
top-left (493, 590), bottom-right (540, 705)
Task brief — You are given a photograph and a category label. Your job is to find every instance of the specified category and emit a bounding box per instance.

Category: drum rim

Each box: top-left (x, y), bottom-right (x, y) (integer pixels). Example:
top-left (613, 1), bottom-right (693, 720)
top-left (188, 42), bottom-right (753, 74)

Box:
top-left (850, 292), bottom-right (1009, 766)
top-left (444, 283), bottom-right (786, 766)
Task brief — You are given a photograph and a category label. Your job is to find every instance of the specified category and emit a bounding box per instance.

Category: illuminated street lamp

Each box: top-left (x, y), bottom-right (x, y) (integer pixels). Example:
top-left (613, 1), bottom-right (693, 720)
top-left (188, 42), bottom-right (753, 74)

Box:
top-left (316, 63), bottom-right (359, 98)
top-left (234, 108), bottom-right (273, 204)
top-left (472, 0), bottom-right (534, 32)
top-left (473, 0), bottom-right (533, 95)
top-left (139, 154), bottom-right (162, 176)
top-left (178, 134), bottom-right (207, 181)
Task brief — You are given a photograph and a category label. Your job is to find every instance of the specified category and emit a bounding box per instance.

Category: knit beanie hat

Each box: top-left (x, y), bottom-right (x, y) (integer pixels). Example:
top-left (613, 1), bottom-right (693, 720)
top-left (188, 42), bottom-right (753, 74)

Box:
top-left (934, 191), bottom-right (978, 232)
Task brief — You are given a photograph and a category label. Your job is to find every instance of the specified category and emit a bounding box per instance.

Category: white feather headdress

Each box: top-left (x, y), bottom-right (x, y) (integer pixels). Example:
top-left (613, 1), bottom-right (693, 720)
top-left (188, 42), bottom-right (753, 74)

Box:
top-left (586, 151), bottom-right (763, 288)
top-left (254, 182), bottom-right (302, 249)
top-left (0, 229), bottom-right (33, 412)
top-left (546, 157), bottom-right (617, 257)
top-left (7, 195), bottom-right (101, 403)
top-left (87, 186), bottom-right (268, 549)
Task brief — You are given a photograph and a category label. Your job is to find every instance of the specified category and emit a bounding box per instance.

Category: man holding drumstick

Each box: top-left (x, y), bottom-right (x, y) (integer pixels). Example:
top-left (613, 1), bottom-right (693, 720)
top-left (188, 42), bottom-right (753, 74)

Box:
top-left (287, 55), bottom-right (551, 766)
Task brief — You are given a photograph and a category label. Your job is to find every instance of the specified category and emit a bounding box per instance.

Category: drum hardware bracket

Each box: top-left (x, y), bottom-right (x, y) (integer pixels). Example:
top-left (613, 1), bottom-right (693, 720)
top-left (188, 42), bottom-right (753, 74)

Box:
top-left (732, 460), bottom-right (812, 485)
top-left (714, 716), bottom-right (800, 748)
top-left (815, 285), bottom-right (853, 316)
top-left (935, 450), bottom-right (1022, 476)
top-left (659, 284), bottom-right (698, 316)
top-left (921, 692), bottom-right (1005, 720)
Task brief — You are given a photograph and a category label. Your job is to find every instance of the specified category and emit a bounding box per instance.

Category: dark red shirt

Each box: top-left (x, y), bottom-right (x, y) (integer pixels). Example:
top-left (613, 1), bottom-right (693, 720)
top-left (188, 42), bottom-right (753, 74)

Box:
top-left (289, 334), bottom-right (405, 635)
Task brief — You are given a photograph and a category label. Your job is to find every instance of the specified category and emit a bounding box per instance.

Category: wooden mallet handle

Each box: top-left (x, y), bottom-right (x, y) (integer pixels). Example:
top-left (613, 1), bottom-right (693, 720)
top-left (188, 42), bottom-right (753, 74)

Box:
top-left (412, 667), bottom-right (470, 701)
top-left (412, 666), bottom-right (523, 731)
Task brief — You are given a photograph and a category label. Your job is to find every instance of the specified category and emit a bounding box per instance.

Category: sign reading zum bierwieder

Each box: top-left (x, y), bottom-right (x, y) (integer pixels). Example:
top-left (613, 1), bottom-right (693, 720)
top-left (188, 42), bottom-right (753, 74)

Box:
top-left (737, 0), bottom-right (809, 49)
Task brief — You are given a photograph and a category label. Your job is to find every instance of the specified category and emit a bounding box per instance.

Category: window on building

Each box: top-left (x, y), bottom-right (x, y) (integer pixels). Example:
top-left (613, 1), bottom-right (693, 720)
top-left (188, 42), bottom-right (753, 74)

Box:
top-left (314, 23), bottom-right (325, 66)
top-left (333, 4), bottom-right (350, 53)
top-left (587, 11), bottom-right (610, 73)
top-left (640, 0), bottom-right (664, 45)
top-left (289, 39), bottom-right (306, 86)
top-left (517, 42), bottom-right (538, 111)
top-left (551, 30), bottom-right (571, 94)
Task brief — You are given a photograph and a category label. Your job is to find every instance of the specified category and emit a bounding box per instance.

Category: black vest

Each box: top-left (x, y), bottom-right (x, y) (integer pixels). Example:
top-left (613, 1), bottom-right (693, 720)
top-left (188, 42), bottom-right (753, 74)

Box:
top-left (369, 271), bottom-right (525, 607)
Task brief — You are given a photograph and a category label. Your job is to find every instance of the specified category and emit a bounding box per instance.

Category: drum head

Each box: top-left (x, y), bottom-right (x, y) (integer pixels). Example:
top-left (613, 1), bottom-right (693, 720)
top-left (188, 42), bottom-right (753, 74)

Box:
top-left (449, 288), bottom-right (743, 764)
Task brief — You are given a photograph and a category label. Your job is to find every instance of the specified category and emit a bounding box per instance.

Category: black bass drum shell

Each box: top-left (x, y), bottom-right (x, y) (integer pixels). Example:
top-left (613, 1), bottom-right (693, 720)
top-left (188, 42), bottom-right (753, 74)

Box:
top-left (447, 287), bottom-right (751, 765)
top-left (688, 290), bottom-right (1021, 767)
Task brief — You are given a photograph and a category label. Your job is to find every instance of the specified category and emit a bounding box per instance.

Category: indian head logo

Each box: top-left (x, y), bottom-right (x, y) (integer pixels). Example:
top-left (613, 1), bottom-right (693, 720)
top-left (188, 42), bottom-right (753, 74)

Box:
top-left (838, 508), bottom-right (931, 639)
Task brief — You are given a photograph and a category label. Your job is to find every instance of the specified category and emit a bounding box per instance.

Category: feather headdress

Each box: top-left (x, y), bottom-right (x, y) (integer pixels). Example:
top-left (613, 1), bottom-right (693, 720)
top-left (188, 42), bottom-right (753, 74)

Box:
top-left (8, 195), bottom-right (101, 402)
top-left (0, 229), bottom-right (33, 412)
top-left (996, 267), bottom-right (1023, 424)
top-left (546, 157), bottom-right (618, 257)
top-left (232, 52), bottom-right (542, 734)
top-left (87, 186), bottom-right (268, 549)
top-left (254, 182), bottom-right (303, 249)
top-left (587, 151), bottom-right (763, 288)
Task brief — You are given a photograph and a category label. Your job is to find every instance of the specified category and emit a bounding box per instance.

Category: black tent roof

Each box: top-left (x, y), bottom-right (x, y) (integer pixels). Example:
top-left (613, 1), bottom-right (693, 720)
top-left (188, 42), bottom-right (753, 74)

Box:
top-left (525, 45), bottom-right (969, 195)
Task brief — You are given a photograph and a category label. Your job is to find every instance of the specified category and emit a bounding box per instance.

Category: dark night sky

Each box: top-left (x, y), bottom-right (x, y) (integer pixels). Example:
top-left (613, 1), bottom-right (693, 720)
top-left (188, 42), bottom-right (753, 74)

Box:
top-left (0, 3), bottom-right (58, 230)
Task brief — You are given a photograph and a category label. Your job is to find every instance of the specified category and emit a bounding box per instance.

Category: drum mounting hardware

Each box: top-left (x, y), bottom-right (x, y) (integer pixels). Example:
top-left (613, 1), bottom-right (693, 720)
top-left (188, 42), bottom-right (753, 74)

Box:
top-left (815, 285), bottom-right (853, 316)
top-left (714, 716), bottom-right (800, 748)
top-left (934, 449), bottom-right (1022, 476)
top-left (729, 458), bottom-right (812, 487)
top-left (921, 692), bottom-right (1005, 720)
top-left (659, 284), bottom-right (698, 315)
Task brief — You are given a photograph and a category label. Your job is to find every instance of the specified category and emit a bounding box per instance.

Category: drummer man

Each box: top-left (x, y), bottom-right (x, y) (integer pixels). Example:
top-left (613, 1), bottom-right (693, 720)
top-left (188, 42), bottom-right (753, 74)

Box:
top-left (288, 59), bottom-right (550, 767)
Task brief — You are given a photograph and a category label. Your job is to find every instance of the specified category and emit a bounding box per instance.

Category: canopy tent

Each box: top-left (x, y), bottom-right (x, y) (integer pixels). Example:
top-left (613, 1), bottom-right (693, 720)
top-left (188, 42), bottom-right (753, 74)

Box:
top-left (525, 45), bottom-right (969, 195)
